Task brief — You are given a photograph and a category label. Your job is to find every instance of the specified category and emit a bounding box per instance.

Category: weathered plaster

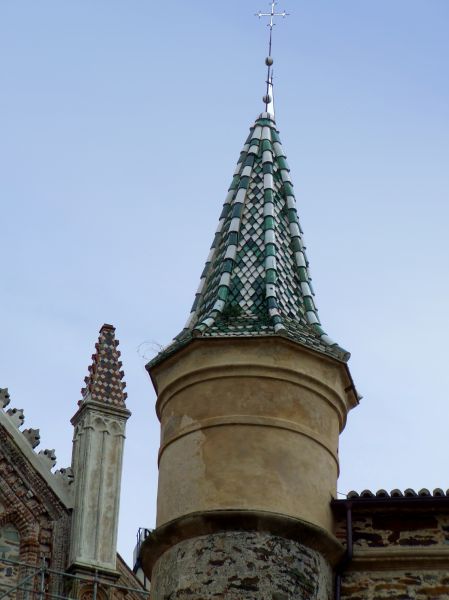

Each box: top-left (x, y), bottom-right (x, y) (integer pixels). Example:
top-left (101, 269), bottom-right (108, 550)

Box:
top-left (150, 337), bottom-right (356, 536)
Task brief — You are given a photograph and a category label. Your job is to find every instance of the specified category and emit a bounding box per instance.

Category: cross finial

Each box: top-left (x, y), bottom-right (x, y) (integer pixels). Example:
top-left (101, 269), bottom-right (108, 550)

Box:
top-left (256, 1), bottom-right (289, 31)
top-left (255, 2), bottom-right (290, 115)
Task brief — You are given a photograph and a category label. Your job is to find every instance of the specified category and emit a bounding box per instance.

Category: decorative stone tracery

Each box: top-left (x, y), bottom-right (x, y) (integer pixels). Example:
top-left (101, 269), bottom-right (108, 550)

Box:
top-left (0, 427), bottom-right (70, 581)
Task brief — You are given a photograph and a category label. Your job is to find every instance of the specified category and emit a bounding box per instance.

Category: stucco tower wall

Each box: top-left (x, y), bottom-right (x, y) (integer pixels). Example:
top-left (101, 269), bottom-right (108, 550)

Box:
top-left (141, 336), bottom-right (357, 592)
top-left (153, 337), bottom-right (355, 530)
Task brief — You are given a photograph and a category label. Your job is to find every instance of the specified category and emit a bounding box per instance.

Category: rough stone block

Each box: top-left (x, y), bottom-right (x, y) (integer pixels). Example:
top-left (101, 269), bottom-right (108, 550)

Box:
top-left (151, 531), bottom-right (332, 600)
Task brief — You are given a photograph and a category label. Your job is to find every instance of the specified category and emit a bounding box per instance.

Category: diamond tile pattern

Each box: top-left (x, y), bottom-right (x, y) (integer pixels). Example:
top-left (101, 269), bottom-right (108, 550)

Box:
top-left (227, 175), bottom-right (266, 315)
top-left (148, 112), bottom-right (349, 368)
top-left (81, 324), bottom-right (127, 407)
top-left (272, 162), bottom-right (305, 320)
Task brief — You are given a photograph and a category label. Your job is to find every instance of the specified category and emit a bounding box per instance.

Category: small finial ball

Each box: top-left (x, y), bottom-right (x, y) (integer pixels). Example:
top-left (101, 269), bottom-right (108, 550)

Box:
top-left (265, 56), bottom-right (274, 66)
top-left (263, 94), bottom-right (272, 104)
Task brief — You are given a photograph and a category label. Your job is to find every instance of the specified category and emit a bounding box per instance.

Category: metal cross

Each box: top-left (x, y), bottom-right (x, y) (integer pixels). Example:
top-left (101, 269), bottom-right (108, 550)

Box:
top-left (255, 2), bottom-right (289, 113)
top-left (256, 1), bottom-right (289, 32)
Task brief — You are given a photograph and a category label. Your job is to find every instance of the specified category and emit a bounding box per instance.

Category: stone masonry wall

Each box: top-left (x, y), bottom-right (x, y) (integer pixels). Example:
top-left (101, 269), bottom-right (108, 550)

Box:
top-left (151, 531), bottom-right (333, 600)
top-left (335, 509), bottom-right (449, 550)
top-left (335, 505), bottom-right (449, 600)
top-left (342, 571), bottom-right (449, 600)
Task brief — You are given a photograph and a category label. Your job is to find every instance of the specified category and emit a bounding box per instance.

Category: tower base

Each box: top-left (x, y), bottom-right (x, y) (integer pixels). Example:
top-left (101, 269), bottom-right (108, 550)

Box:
top-left (150, 530), bottom-right (333, 600)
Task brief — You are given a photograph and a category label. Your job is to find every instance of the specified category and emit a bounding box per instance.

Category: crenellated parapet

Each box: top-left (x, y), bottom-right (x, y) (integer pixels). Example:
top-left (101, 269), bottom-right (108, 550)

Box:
top-left (0, 388), bottom-right (10, 409)
top-left (23, 427), bottom-right (40, 448)
top-left (0, 388), bottom-right (74, 505)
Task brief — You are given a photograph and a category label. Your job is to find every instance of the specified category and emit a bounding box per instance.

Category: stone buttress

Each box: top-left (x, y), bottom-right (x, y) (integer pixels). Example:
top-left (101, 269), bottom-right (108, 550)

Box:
top-left (141, 113), bottom-right (358, 599)
top-left (69, 324), bottom-right (131, 581)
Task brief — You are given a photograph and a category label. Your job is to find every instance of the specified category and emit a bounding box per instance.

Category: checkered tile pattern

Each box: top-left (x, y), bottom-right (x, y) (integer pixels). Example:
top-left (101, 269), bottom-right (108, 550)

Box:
top-left (81, 324), bottom-right (127, 407)
top-left (149, 112), bottom-right (350, 368)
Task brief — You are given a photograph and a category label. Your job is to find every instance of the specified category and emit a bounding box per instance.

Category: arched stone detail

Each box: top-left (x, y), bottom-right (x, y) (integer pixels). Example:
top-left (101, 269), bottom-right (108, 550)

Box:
top-left (79, 584), bottom-right (109, 600)
top-left (110, 421), bottom-right (122, 437)
top-left (0, 496), bottom-right (40, 600)
top-left (0, 430), bottom-right (69, 573)
top-left (0, 522), bottom-right (20, 593)
top-left (93, 416), bottom-right (108, 431)
top-left (0, 489), bottom-right (40, 564)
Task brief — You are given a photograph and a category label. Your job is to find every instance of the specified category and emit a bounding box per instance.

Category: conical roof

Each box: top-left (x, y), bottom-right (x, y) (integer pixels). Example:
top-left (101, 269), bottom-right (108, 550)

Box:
top-left (149, 112), bottom-right (349, 367)
top-left (80, 324), bottom-right (128, 407)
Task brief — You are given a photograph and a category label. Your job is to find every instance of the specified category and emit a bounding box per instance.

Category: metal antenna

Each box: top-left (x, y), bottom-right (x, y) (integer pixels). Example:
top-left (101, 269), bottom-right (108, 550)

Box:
top-left (255, 1), bottom-right (290, 114)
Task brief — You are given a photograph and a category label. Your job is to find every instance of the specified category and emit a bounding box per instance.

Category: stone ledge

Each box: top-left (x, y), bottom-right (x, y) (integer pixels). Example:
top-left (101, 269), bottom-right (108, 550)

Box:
top-left (349, 547), bottom-right (449, 571)
top-left (140, 509), bottom-right (344, 579)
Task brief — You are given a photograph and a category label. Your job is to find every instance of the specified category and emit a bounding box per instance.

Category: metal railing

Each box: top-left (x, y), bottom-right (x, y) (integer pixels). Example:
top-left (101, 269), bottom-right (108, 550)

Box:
top-left (0, 557), bottom-right (149, 600)
top-left (132, 528), bottom-right (152, 592)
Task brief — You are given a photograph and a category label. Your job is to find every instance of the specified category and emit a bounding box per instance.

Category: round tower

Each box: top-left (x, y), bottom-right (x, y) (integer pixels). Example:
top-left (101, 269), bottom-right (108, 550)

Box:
top-left (140, 110), bottom-right (358, 599)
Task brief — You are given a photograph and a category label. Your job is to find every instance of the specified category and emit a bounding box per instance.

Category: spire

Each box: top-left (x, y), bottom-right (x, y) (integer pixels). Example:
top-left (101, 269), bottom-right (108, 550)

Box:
top-left (256, 2), bottom-right (289, 114)
top-left (80, 324), bottom-right (128, 407)
top-left (178, 113), bottom-right (349, 360)
top-left (147, 114), bottom-right (349, 367)
top-left (146, 4), bottom-right (349, 368)
top-left (265, 70), bottom-right (275, 117)
top-left (70, 324), bottom-right (130, 576)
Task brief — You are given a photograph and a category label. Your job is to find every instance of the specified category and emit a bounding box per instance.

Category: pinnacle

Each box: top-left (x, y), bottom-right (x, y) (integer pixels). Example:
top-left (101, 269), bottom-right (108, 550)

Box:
top-left (147, 112), bottom-right (351, 370)
top-left (80, 324), bottom-right (127, 408)
top-left (173, 113), bottom-right (349, 362)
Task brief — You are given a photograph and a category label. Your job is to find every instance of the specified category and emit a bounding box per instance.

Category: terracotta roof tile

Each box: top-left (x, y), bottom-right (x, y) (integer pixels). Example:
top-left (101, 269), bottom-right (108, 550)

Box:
top-left (81, 324), bottom-right (127, 407)
top-left (345, 488), bottom-right (449, 500)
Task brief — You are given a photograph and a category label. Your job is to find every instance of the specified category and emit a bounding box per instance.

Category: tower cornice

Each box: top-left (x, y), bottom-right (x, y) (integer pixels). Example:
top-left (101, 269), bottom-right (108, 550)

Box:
top-left (71, 398), bottom-right (131, 427)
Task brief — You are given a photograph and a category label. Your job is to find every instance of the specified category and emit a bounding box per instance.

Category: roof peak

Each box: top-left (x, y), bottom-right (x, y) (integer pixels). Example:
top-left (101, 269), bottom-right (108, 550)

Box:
top-left (80, 324), bottom-right (128, 408)
top-left (149, 115), bottom-right (349, 367)
top-left (258, 111), bottom-right (276, 121)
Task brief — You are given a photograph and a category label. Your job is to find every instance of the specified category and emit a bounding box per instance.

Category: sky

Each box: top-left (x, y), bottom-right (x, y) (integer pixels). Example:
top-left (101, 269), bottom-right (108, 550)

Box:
top-left (1, 0), bottom-right (449, 564)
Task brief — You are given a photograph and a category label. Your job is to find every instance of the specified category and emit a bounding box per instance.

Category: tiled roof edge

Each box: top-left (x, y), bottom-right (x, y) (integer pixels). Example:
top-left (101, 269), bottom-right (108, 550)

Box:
top-left (145, 329), bottom-right (350, 371)
top-left (335, 488), bottom-right (449, 501)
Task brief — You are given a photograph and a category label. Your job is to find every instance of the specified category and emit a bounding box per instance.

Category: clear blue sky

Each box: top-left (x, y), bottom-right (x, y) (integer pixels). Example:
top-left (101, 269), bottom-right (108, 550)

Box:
top-left (1, 1), bottom-right (449, 562)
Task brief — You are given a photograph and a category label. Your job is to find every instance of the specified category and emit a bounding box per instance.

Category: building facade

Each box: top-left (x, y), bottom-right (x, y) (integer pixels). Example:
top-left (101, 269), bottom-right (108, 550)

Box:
top-left (2, 31), bottom-right (448, 600)
top-left (0, 325), bottom-right (145, 600)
